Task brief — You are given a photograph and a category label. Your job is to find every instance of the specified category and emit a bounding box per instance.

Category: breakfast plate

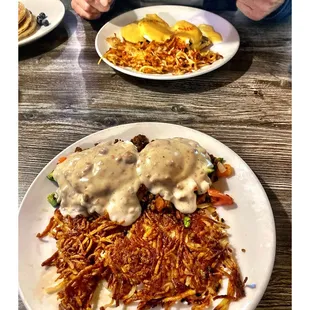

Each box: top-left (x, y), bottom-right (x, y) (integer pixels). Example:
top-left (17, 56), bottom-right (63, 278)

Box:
top-left (19, 122), bottom-right (275, 310)
top-left (95, 6), bottom-right (240, 80)
top-left (18, 0), bottom-right (65, 47)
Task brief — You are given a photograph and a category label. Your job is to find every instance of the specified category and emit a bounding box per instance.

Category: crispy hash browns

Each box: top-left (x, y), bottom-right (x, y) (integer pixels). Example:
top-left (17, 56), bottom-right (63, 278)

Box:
top-left (101, 36), bottom-right (223, 75)
top-left (37, 203), bottom-right (245, 310)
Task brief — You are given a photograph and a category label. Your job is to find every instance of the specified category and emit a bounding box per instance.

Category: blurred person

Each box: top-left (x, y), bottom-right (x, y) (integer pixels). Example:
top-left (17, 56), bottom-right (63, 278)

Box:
top-left (71, 0), bottom-right (291, 22)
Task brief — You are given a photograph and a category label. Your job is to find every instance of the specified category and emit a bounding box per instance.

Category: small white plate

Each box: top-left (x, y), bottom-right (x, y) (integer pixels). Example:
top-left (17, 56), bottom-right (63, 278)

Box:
top-left (18, 0), bottom-right (65, 47)
top-left (95, 5), bottom-right (240, 80)
top-left (19, 122), bottom-right (275, 310)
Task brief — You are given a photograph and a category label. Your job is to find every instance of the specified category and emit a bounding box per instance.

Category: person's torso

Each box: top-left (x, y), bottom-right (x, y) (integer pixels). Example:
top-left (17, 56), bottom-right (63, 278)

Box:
top-left (127, 0), bottom-right (237, 11)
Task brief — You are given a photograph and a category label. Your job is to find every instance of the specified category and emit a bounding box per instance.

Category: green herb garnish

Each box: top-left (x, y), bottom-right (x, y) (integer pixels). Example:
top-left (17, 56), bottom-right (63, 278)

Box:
top-left (217, 157), bottom-right (225, 163)
top-left (184, 216), bottom-right (191, 228)
top-left (47, 170), bottom-right (55, 181)
top-left (206, 167), bottom-right (214, 174)
top-left (47, 192), bottom-right (59, 208)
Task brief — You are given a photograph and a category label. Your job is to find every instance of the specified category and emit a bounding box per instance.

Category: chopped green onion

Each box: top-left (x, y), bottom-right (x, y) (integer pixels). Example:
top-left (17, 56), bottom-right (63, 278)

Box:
top-left (203, 163), bottom-right (214, 175)
top-left (206, 167), bottom-right (214, 174)
top-left (217, 157), bottom-right (225, 163)
top-left (184, 216), bottom-right (191, 228)
top-left (47, 192), bottom-right (59, 208)
top-left (47, 170), bottom-right (54, 181)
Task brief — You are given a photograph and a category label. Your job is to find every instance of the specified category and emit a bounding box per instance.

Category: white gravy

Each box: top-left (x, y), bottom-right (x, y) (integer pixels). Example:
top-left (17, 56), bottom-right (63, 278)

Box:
top-left (53, 141), bottom-right (141, 226)
top-left (137, 138), bottom-right (213, 214)
top-left (53, 138), bottom-right (213, 226)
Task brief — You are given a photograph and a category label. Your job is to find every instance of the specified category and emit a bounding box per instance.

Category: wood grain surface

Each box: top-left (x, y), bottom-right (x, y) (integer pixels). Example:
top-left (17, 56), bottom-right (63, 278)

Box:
top-left (18, 1), bottom-right (291, 309)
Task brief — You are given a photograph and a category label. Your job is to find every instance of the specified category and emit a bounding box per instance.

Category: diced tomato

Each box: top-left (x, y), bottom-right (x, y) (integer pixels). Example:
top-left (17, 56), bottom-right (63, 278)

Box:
top-left (208, 188), bottom-right (234, 206)
top-left (57, 156), bottom-right (67, 164)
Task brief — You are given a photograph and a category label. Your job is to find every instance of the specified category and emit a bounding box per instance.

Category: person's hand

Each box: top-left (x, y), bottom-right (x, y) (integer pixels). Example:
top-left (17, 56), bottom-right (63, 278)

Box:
top-left (71, 0), bottom-right (112, 20)
top-left (236, 0), bottom-right (285, 21)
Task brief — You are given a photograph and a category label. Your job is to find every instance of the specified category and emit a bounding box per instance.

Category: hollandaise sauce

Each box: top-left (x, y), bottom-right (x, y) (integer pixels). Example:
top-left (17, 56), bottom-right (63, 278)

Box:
top-left (119, 14), bottom-right (223, 48)
top-left (121, 23), bottom-right (145, 43)
top-left (171, 20), bottom-right (203, 49)
top-left (198, 24), bottom-right (223, 44)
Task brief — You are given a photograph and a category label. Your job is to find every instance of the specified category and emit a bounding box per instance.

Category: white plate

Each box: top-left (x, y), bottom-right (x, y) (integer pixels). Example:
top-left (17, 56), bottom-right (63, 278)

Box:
top-left (19, 122), bottom-right (275, 310)
top-left (18, 0), bottom-right (65, 47)
top-left (95, 5), bottom-right (240, 80)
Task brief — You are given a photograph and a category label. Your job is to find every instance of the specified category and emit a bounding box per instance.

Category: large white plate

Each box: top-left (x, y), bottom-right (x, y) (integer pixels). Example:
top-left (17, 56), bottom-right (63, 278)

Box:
top-left (18, 0), bottom-right (65, 47)
top-left (95, 5), bottom-right (240, 80)
top-left (19, 122), bottom-right (275, 310)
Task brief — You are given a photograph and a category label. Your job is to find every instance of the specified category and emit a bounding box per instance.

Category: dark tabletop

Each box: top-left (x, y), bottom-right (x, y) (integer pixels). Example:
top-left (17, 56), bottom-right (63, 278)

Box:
top-left (18, 1), bottom-right (291, 309)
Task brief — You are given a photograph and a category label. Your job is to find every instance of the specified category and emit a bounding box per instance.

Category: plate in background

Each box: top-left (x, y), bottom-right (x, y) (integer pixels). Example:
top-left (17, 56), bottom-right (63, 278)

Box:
top-left (18, 0), bottom-right (65, 47)
top-left (95, 6), bottom-right (240, 80)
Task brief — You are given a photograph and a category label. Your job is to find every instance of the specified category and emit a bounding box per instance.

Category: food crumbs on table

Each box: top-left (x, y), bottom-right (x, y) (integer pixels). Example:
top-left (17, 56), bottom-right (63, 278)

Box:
top-left (242, 248), bottom-right (246, 252)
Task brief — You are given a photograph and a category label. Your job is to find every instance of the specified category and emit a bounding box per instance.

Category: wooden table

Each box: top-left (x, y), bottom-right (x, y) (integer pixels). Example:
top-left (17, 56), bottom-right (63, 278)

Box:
top-left (19, 1), bottom-right (291, 309)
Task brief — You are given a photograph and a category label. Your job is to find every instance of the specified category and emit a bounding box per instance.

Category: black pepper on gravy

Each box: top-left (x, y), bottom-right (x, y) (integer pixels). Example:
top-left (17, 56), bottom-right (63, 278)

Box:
top-left (53, 138), bottom-right (214, 226)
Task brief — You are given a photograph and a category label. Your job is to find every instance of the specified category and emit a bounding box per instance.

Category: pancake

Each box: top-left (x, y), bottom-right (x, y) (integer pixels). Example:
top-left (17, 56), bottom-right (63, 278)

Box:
top-left (18, 9), bottom-right (32, 35)
top-left (19, 11), bottom-right (27, 25)
top-left (18, 14), bottom-right (37, 41)
top-left (18, 2), bottom-right (27, 24)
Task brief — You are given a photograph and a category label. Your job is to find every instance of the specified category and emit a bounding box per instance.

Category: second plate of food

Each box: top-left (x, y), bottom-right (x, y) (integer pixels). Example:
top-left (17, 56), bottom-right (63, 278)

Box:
top-left (18, 0), bottom-right (65, 47)
top-left (19, 122), bottom-right (275, 310)
top-left (95, 5), bottom-right (240, 80)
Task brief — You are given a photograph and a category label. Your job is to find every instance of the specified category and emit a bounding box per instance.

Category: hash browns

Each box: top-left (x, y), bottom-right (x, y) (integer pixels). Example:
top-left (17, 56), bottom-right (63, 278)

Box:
top-left (102, 36), bottom-right (223, 75)
top-left (38, 201), bottom-right (245, 310)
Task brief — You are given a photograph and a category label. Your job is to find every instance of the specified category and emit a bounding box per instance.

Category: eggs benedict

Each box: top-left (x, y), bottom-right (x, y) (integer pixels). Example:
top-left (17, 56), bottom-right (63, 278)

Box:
top-left (171, 20), bottom-right (203, 49)
top-left (121, 22), bottom-right (145, 43)
top-left (198, 24), bottom-right (223, 44)
top-left (138, 15), bottom-right (173, 42)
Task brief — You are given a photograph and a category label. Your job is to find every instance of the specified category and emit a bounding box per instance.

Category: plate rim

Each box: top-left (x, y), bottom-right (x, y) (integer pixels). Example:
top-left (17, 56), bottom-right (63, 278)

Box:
top-left (18, 122), bottom-right (276, 310)
top-left (18, 0), bottom-right (66, 47)
top-left (95, 5), bottom-right (240, 80)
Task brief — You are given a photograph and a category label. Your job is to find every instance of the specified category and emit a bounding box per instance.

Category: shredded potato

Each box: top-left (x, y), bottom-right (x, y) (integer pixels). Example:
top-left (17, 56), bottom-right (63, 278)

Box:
top-left (101, 36), bottom-right (223, 75)
top-left (38, 204), bottom-right (245, 310)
